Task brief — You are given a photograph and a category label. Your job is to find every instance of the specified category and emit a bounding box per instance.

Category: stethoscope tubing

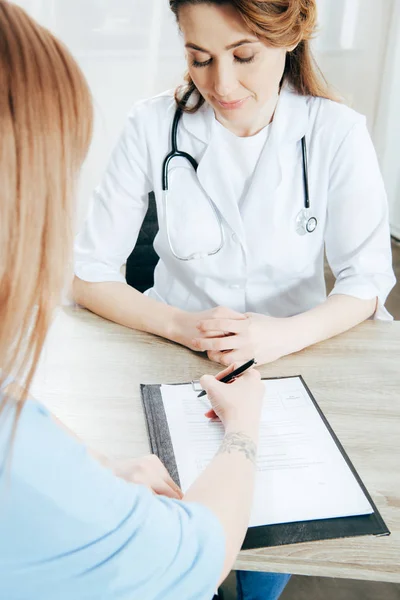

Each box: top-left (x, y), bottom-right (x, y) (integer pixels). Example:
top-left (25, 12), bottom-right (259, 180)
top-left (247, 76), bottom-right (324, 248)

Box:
top-left (301, 135), bottom-right (310, 210)
top-left (162, 107), bottom-right (199, 191)
top-left (161, 97), bottom-right (317, 249)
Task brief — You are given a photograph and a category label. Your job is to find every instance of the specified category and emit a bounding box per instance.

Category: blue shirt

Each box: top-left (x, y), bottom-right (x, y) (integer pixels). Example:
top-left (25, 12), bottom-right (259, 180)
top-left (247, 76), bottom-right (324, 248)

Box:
top-left (0, 392), bottom-right (225, 599)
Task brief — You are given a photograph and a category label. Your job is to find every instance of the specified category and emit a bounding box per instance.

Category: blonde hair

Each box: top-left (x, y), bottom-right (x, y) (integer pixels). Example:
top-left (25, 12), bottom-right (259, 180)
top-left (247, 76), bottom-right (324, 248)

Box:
top-left (169, 0), bottom-right (337, 111)
top-left (0, 1), bottom-right (93, 420)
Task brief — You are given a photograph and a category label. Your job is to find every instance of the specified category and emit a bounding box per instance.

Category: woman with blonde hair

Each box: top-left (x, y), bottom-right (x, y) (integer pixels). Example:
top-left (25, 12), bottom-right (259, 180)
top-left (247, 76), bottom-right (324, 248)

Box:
top-left (74, 0), bottom-right (395, 597)
top-left (0, 2), bottom-right (267, 599)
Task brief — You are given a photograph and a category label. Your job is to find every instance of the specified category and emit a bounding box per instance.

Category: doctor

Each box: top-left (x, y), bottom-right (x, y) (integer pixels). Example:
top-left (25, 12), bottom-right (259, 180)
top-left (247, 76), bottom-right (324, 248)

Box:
top-left (74, 1), bottom-right (395, 598)
top-left (74, 0), bottom-right (395, 371)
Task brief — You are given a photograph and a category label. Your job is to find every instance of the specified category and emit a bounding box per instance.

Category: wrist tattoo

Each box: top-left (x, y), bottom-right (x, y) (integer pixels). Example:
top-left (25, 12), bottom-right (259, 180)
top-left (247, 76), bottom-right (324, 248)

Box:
top-left (217, 432), bottom-right (257, 465)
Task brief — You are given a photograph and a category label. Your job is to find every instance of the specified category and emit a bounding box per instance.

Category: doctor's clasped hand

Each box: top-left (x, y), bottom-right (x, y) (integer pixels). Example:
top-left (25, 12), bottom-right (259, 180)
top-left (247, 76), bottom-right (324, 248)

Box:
top-left (167, 305), bottom-right (248, 352)
top-left (192, 310), bottom-right (293, 365)
top-left (168, 306), bottom-right (294, 366)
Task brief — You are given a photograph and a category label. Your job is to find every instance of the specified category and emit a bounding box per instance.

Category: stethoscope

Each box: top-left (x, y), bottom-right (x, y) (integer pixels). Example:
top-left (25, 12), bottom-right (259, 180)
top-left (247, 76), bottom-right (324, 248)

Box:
top-left (162, 101), bottom-right (317, 261)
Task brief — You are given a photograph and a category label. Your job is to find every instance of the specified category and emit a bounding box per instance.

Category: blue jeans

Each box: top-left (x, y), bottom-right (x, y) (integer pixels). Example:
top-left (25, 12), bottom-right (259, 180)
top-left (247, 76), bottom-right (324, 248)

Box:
top-left (236, 571), bottom-right (291, 600)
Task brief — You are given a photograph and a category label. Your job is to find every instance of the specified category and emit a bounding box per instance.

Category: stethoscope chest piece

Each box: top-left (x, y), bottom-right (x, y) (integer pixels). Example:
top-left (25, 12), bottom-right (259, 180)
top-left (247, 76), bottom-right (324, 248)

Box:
top-left (295, 208), bottom-right (318, 236)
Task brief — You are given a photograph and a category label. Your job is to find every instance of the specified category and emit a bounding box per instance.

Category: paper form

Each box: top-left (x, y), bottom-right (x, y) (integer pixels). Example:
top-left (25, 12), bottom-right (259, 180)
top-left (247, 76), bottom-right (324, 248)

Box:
top-left (161, 377), bottom-right (373, 527)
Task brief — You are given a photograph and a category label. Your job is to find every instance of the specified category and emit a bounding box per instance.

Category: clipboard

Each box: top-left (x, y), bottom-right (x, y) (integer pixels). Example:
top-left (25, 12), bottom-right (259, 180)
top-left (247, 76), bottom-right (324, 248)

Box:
top-left (140, 376), bottom-right (390, 550)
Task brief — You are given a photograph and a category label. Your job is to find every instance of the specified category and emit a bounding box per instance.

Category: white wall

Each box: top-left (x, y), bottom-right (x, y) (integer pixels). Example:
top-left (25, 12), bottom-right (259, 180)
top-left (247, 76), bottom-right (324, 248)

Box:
top-left (14, 0), bottom-right (186, 225)
top-left (314, 0), bottom-right (400, 238)
top-left (374, 1), bottom-right (400, 239)
top-left (12, 0), bottom-right (400, 235)
top-left (314, 0), bottom-right (392, 132)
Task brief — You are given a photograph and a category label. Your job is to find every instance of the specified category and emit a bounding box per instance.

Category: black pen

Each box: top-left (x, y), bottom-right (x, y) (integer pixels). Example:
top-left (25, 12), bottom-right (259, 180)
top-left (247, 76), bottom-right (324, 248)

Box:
top-left (197, 358), bottom-right (257, 398)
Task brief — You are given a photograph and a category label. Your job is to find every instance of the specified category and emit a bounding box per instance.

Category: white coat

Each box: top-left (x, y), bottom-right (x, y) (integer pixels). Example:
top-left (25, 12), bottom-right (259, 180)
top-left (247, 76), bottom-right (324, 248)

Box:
top-left (74, 87), bottom-right (395, 319)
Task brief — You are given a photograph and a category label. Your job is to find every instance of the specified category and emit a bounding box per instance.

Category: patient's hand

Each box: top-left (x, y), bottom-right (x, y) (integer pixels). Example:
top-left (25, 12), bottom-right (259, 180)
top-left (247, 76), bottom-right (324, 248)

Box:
top-left (108, 455), bottom-right (183, 500)
top-left (0, 386), bottom-right (183, 502)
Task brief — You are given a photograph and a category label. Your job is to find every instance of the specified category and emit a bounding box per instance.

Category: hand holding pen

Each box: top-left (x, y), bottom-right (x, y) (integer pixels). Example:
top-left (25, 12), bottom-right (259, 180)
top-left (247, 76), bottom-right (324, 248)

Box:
top-left (197, 359), bottom-right (257, 397)
top-left (198, 359), bottom-right (263, 424)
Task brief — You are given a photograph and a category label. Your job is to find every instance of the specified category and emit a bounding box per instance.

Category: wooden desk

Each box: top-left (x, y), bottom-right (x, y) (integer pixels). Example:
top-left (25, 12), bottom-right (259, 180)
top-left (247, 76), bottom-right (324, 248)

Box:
top-left (32, 307), bottom-right (400, 584)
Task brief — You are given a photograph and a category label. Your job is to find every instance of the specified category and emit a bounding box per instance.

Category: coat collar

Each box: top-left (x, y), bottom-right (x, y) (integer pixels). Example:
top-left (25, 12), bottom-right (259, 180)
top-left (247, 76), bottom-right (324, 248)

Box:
top-left (181, 84), bottom-right (310, 145)
top-left (272, 84), bottom-right (310, 144)
top-left (181, 97), bottom-right (214, 145)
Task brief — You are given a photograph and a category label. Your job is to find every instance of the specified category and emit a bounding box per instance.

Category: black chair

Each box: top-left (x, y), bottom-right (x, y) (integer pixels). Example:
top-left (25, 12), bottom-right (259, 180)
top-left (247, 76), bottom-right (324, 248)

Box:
top-left (125, 192), bottom-right (159, 292)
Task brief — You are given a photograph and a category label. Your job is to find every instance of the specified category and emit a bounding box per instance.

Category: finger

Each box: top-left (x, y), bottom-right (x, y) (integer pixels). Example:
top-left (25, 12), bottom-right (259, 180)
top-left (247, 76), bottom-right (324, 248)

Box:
top-left (207, 350), bottom-right (222, 364)
top-left (210, 348), bottom-right (256, 367)
top-left (197, 363), bottom-right (237, 396)
top-left (204, 408), bottom-right (219, 419)
top-left (230, 366), bottom-right (262, 388)
top-left (153, 479), bottom-right (182, 500)
top-left (208, 350), bottom-right (237, 366)
top-left (197, 318), bottom-right (248, 335)
top-left (199, 329), bottom-right (232, 339)
top-left (199, 359), bottom-right (247, 395)
top-left (199, 372), bottom-right (230, 399)
top-left (202, 358), bottom-right (261, 399)
top-left (212, 306), bottom-right (247, 320)
top-left (150, 458), bottom-right (184, 498)
top-left (199, 373), bottom-right (217, 391)
top-left (215, 362), bottom-right (240, 380)
top-left (164, 473), bottom-right (183, 499)
top-left (192, 335), bottom-right (243, 353)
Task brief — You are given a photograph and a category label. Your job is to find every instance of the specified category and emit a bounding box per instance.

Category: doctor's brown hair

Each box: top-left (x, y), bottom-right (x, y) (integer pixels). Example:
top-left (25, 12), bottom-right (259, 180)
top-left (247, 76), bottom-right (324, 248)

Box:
top-left (169, 0), bottom-right (336, 111)
top-left (0, 1), bottom-right (92, 421)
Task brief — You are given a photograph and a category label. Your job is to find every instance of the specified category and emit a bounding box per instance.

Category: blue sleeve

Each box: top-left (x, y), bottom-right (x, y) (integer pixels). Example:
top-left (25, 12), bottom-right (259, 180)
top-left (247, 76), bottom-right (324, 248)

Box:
top-left (0, 398), bottom-right (225, 600)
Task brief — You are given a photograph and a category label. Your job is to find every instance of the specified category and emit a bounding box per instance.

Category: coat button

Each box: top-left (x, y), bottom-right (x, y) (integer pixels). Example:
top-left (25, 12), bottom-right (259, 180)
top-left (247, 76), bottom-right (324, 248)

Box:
top-left (231, 233), bottom-right (238, 243)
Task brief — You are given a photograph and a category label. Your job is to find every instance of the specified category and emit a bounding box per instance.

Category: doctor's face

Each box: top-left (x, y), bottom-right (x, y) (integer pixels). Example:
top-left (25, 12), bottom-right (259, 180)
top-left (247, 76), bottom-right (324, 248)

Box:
top-left (179, 3), bottom-right (288, 136)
